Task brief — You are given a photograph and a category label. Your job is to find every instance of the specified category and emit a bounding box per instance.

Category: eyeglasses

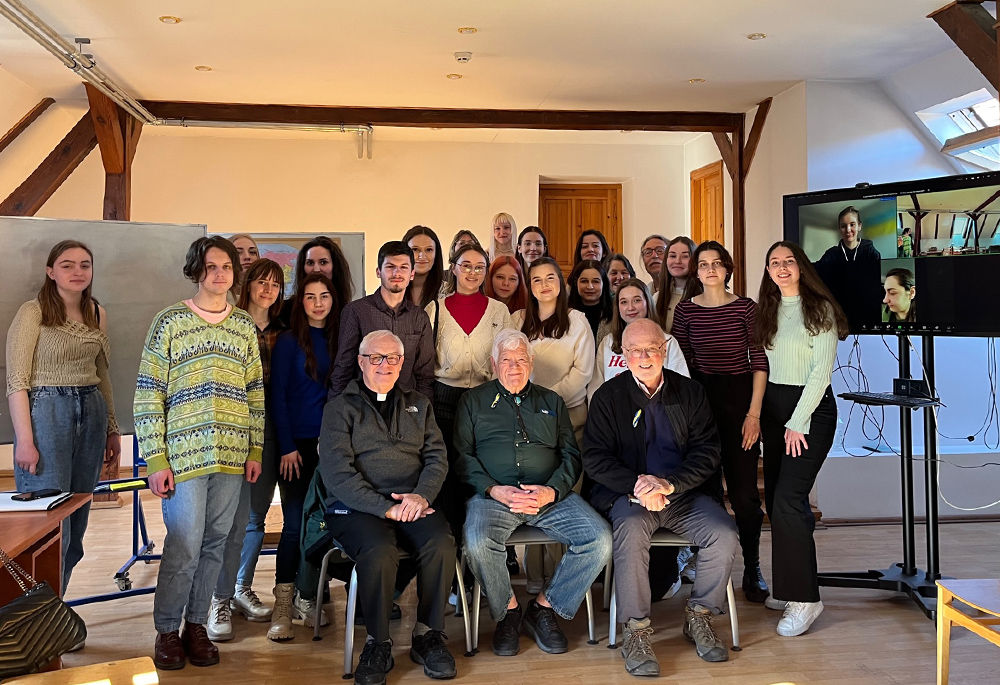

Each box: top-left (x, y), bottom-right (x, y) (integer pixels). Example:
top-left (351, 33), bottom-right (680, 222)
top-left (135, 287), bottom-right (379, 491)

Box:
top-left (624, 343), bottom-right (666, 359)
top-left (361, 354), bottom-right (402, 366)
top-left (457, 263), bottom-right (487, 275)
top-left (641, 246), bottom-right (666, 258)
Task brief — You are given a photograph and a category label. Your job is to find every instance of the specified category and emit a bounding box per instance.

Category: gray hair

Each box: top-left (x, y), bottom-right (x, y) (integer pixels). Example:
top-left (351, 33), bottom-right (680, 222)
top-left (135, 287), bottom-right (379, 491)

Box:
top-left (491, 327), bottom-right (533, 362)
top-left (359, 329), bottom-right (404, 355)
top-left (640, 234), bottom-right (668, 250)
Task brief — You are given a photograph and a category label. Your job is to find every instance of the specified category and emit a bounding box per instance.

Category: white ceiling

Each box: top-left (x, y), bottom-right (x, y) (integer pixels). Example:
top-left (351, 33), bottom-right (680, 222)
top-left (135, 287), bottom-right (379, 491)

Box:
top-left (0, 0), bottom-right (966, 143)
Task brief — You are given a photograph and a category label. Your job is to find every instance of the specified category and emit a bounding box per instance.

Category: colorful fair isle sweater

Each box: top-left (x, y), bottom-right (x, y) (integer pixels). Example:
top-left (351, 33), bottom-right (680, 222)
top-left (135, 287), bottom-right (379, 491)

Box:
top-left (134, 302), bottom-right (265, 482)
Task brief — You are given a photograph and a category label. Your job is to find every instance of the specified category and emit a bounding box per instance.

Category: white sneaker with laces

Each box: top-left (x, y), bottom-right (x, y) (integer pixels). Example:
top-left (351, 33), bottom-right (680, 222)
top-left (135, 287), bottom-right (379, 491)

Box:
top-left (764, 596), bottom-right (788, 611)
top-left (662, 575), bottom-right (683, 600)
top-left (776, 600), bottom-right (824, 636)
top-left (231, 585), bottom-right (272, 622)
top-left (206, 596), bottom-right (234, 641)
top-left (292, 591), bottom-right (330, 627)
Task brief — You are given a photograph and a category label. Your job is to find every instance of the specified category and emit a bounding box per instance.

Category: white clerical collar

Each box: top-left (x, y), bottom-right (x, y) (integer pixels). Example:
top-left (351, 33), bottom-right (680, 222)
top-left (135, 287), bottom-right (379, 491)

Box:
top-left (633, 373), bottom-right (664, 399)
top-left (377, 392), bottom-right (388, 401)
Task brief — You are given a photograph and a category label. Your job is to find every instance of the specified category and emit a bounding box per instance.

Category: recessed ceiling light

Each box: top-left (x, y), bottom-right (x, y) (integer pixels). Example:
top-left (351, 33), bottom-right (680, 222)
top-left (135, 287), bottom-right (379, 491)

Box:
top-left (159, 16), bottom-right (181, 24)
top-left (747, 32), bottom-right (767, 40)
top-left (689, 78), bottom-right (705, 84)
top-left (430, 127), bottom-right (443, 131)
top-left (194, 65), bottom-right (212, 72)
top-left (446, 73), bottom-right (463, 80)
top-left (620, 130), bottom-right (633, 134)
top-left (457, 27), bottom-right (477, 34)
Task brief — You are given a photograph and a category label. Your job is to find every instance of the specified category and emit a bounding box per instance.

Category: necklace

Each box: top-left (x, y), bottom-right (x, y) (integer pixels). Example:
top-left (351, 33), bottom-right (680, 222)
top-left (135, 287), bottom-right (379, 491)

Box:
top-left (192, 300), bottom-right (229, 314)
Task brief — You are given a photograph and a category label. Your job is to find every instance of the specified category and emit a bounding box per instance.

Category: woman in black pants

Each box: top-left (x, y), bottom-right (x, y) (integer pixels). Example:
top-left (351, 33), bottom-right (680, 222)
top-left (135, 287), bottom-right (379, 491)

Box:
top-left (752, 241), bottom-right (847, 637)
top-left (671, 241), bottom-right (770, 602)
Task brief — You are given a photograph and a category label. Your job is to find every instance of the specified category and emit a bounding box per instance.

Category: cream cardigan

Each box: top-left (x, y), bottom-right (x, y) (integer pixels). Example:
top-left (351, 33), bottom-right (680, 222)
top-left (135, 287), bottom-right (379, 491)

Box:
top-left (426, 296), bottom-right (512, 388)
top-left (511, 308), bottom-right (595, 409)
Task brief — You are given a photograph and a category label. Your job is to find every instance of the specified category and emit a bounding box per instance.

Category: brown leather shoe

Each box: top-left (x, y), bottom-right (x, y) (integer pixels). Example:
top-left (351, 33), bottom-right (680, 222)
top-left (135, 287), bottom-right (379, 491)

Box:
top-left (154, 631), bottom-right (186, 670)
top-left (182, 622), bottom-right (220, 667)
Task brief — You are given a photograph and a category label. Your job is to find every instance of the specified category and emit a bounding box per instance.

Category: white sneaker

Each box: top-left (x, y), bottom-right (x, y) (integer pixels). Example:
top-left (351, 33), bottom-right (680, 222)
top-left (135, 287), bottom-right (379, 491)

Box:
top-left (776, 600), bottom-right (824, 637)
top-left (231, 585), bottom-right (272, 622)
top-left (662, 575), bottom-right (683, 600)
top-left (206, 596), bottom-right (234, 641)
top-left (678, 548), bottom-right (697, 584)
top-left (292, 591), bottom-right (330, 627)
top-left (764, 596), bottom-right (788, 611)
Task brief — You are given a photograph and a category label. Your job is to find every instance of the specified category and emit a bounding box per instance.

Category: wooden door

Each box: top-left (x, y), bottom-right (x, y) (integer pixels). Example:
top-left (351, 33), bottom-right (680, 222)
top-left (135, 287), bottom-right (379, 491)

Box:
top-left (538, 184), bottom-right (623, 276)
top-left (691, 161), bottom-right (724, 245)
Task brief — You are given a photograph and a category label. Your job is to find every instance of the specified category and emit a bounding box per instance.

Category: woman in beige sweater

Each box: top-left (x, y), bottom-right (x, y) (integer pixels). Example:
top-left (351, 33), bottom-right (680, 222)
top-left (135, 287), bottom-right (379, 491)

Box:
top-left (6, 240), bottom-right (119, 593)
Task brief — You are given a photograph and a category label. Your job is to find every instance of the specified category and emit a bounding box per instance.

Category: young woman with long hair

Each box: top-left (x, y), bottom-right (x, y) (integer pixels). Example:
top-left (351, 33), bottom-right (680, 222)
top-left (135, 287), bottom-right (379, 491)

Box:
top-left (573, 229), bottom-right (612, 268)
top-left (606, 253), bottom-right (636, 294)
top-left (268, 272), bottom-right (341, 641)
top-left (587, 278), bottom-right (687, 401)
top-left (403, 225), bottom-right (444, 309)
top-left (210, 259), bottom-right (286, 640)
top-left (489, 212), bottom-right (517, 261)
top-left (485, 255), bottom-right (528, 314)
top-left (654, 236), bottom-right (697, 331)
top-left (279, 236), bottom-right (353, 325)
top-left (6, 240), bottom-right (119, 595)
top-left (516, 225), bottom-right (548, 274)
top-left (672, 241), bottom-right (771, 604)
top-left (752, 241), bottom-right (848, 638)
top-left (567, 259), bottom-right (613, 342)
top-left (448, 230), bottom-right (481, 261)
top-left (229, 234), bottom-right (260, 271)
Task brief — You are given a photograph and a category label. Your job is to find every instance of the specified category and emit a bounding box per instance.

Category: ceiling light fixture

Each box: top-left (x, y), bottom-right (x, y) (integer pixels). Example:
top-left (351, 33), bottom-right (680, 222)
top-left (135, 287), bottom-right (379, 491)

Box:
top-left (747, 32), bottom-right (766, 40)
top-left (689, 78), bottom-right (705, 84)
top-left (194, 65), bottom-right (212, 71)
top-left (620, 130), bottom-right (633, 134)
top-left (159, 16), bottom-right (181, 24)
top-left (446, 73), bottom-right (462, 80)
top-left (457, 27), bottom-right (477, 34)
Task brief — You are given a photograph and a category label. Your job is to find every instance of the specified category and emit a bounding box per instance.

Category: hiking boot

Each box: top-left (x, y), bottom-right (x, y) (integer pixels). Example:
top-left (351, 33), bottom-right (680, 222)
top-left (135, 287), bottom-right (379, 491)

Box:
top-left (410, 630), bottom-right (456, 679)
top-left (206, 596), bottom-right (233, 641)
top-left (292, 590), bottom-right (330, 627)
top-left (181, 622), bottom-right (219, 667)
top-left (153, 630), bottom-right (185, 671)
top-left (355, 638), bottom-right (394, 685)
top-left (523, 600), bottom-right (568, 654)
top-left (621, 617), bottom-right (659, 676)
top-left (742, 564), bottom-right (770, 603)
top-left (492, 604), bottom-right (522, 656)
top-left (777, 601), bottom-right (824, 637)
top-left (267, 583), bottom-right (295, 641)
top-left (232, 585), bottom-right (272, 622)
top-left (683, 605), bottom-right (727, 662)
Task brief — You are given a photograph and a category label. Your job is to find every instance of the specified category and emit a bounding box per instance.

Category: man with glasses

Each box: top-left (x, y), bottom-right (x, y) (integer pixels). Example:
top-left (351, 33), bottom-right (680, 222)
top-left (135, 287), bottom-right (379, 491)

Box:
top-left (319, 330), bottom-right (455, 685)
top-left (639, 235), bottom-right (668, 293)
top-left (582, 318), bottom-right (737, 676)
top-left (455, 328), bottom-right (612, 657)
top-left (330, 241), bottom-right (435, 402)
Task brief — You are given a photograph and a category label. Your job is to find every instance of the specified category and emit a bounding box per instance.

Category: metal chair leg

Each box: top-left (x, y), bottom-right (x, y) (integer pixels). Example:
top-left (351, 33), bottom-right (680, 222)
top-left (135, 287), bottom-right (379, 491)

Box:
top-left (585, 588), bottom-right (597, 644)
top-left (314, 548), bottom-right (335, 641)
top-left (344, 566), bottom-right (359, 677)
top-left (608, 576), bottom-right (618, 648)
top-left (454, 559), bottom-right (473, 655)
top-left (602, 559), bottom-right (613, 611)
top-left (726, 578), bottom-right (741, 651)
top-left (471, 578), bottom-right (482, 651)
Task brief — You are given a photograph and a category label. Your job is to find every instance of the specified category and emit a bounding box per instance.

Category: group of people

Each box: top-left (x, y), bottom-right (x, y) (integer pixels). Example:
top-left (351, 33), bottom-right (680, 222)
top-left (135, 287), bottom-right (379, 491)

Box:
top-left (5, 212), bottom-right (849, 684)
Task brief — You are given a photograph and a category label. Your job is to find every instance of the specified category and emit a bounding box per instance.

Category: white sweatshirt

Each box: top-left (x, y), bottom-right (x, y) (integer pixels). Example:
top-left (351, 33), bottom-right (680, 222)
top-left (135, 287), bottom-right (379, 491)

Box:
top-left (511, 309), bottom-right (595, 409)
top-left (587, 331), bottom-right (689, 402)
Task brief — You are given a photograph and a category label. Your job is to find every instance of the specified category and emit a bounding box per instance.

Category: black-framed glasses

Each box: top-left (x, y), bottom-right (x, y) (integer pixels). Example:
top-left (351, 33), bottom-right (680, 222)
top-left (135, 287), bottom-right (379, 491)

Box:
top-left (641, 246), bottom-right (666, 258)
top-left (361, 354), bottom-right (402, 366)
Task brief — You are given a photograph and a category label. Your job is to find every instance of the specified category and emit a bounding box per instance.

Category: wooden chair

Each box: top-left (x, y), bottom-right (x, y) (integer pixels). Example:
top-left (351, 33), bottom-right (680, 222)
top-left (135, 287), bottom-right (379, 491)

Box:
top-left (2, 657), bottom-right (157, 684)
top-left (936, 579), bottom-right (1000, 685)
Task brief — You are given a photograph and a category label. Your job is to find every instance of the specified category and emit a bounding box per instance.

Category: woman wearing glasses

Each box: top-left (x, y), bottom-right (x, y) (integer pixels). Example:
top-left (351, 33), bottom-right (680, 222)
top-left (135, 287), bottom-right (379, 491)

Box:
top-left (268, 272), bottom-right (341, 641)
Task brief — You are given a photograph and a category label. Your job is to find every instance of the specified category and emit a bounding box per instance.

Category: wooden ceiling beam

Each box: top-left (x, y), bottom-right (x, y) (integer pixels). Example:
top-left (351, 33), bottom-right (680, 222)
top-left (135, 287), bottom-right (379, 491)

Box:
top-left (929, 1), bottom-right (998, 90)
top-left (139, 100), bottom-right (743, 133)
top-left (0, 97), bottom-right (55, 156)
top-left (0, 112), bottom-right (97, 217)
top-left (742, 97), bottom-right (772, 177)
top-left (712, 131), bottom-right (737, 178)
top-left (85, 83), bottom-right (126, 174)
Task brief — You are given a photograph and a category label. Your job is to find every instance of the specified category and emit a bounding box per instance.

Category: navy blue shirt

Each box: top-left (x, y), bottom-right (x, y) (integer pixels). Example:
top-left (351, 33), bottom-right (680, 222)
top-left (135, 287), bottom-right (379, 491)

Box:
top-left (644, 394), bottom-right (683, 480)
top-left (271, 327), bottom-right (332, 454)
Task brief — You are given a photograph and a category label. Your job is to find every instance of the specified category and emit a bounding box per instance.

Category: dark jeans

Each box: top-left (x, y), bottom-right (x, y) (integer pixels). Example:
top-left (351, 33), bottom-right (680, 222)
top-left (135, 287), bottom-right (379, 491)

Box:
top-left (694, 371), bottom-right (764, 567)
top-left (326, 509), bottom-right (456, 642)
top-left (275, 437), bottom-right (318, 584)
top-left (761, 383), bottom-right (836, 603)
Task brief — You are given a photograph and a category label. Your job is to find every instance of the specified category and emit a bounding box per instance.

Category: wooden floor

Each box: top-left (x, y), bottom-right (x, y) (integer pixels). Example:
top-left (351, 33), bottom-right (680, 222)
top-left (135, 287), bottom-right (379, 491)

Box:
top-left (58, 491), bottom-right (1000, 685)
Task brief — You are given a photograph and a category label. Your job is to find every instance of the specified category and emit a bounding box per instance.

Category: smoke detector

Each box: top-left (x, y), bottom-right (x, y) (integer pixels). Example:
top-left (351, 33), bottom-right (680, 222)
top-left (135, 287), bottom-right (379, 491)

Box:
top-left (454, 52), bottom-right (472, 63)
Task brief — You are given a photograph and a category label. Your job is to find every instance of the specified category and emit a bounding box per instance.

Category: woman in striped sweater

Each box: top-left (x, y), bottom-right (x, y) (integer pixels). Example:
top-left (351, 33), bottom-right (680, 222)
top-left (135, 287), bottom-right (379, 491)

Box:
top-left (752, 241), bottom-right (848, 638)
top-left (671, 241), bottom-right (769, 604)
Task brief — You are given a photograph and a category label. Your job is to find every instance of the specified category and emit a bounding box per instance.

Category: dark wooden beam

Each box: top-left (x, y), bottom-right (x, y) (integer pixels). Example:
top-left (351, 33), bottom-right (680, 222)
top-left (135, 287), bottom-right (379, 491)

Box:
top-left (139, 100), bottom-right (743, 133)
top-left (102, 115), bottom-right (142, 222)
top-left (929, 1), bottom-right (998, 90)
top-left (0, 113), bottom-right (97, 216)
top-left (85, 84), bottom-right (126, 174)
top-left (712, 132), bottom-right (737, 178)
top-left (732, 116), bottom-right (747, 296)
top-left (0, 97), bottom-right (55, 156)
top-left (742, 97), bottom-right (772, 177)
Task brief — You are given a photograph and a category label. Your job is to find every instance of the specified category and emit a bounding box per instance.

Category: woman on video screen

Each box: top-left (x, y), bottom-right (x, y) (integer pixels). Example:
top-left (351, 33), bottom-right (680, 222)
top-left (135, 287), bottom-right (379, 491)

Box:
top-left (815, 206), bottom-right (882, 330)
top-left (882, 268), bottom-right (916, 323)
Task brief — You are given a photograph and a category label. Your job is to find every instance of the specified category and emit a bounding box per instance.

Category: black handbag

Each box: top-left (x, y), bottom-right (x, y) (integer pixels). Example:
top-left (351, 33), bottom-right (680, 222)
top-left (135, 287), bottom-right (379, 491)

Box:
top-left (0, 546), bottom-right (87, 679)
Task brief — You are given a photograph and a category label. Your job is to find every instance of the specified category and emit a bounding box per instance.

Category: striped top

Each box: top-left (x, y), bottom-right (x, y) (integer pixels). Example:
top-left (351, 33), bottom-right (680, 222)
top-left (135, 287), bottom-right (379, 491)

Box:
top-left (134, 302), bottom-right (265, 482)
top-left (671, 297), bottom-right (768, 376)
top-left (765, 296), bottom-right (838, 434)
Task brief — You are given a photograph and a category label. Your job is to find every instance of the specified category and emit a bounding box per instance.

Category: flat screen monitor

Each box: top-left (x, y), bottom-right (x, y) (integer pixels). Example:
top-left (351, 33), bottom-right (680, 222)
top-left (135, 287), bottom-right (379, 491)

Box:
top-left (783, 171), bottom-right (1000, 336)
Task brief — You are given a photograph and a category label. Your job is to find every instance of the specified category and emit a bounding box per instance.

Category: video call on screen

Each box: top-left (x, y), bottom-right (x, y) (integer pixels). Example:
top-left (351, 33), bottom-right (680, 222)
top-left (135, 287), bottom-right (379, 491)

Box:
top-left (794, 182), bottom-right (1000, 337)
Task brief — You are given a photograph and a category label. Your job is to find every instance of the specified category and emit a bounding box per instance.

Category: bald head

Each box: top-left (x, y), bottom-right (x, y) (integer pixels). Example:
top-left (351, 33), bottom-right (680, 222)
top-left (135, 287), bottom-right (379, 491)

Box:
top-left (622, 318), bottom-right (665, 348)
top-left (623, 318), bottom-right (667, 390)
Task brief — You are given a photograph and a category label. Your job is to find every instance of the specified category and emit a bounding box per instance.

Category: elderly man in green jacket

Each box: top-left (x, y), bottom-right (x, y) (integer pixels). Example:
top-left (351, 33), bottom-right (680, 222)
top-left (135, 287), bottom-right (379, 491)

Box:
top-left (455, 328), bottom-right (612, 658)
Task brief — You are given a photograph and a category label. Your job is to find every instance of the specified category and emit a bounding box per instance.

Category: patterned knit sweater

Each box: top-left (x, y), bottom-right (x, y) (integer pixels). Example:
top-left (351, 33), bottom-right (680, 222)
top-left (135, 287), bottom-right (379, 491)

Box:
top-left (134, 302), bottom-right (265, 482)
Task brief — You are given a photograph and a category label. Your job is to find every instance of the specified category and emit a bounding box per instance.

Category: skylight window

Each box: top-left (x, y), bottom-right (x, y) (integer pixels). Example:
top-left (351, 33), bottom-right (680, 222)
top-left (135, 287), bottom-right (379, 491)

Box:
top-left (919, 89), bottom-right (999, 172)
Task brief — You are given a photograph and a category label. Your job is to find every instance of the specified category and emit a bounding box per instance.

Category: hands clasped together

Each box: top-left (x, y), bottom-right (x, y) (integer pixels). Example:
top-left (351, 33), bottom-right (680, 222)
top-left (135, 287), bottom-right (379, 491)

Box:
top-left (488, 484), bottom-right (556, 515)
top-left (633, 474), bottom-right (674, 512)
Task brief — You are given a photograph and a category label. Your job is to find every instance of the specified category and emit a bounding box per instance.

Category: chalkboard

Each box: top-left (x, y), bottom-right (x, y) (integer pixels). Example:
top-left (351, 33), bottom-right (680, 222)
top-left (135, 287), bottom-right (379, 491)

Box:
top-left (0, 216), bottom-right (206, 444)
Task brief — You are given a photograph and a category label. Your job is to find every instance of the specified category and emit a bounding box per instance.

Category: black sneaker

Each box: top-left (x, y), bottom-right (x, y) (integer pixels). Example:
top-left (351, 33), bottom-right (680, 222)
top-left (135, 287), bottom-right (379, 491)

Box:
top-left (506, 548), bottom-right (521, 576)
top-left (492, 604), bottom-right (522, 656)
top-left (523, 600), bottom-right (568, 654)
top-left (354, 638), bottom-right (394, 685)
top-left (354, 602), bottom-right (403, 626)
top-left (410, 630), bottom-right (456, 679)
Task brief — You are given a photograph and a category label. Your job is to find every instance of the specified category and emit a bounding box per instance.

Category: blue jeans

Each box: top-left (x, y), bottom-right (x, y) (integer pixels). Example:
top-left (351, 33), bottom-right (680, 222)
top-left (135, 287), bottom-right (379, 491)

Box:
top-left (154, 472), bottom-right (243, 633)
top-left (215, 423), bottom-right (279, 598)
top-left (15, 386), bottom-right (107, 592)
top-left (464, 492), bottom-right (611, 622)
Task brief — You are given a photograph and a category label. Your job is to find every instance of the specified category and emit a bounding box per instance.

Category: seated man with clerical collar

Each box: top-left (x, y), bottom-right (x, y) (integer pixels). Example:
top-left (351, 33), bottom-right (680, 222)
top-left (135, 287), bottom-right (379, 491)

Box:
top-left (583, 318), bottom-right (738, 677)
top-left (455, 328), bottom-right (612, 658)
top-left (318, 330), bottom-right (455, 685)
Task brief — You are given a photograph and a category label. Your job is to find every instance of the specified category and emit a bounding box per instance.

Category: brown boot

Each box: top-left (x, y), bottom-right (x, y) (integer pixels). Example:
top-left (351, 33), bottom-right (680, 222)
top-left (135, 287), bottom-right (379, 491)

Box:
top-left (182, 622), bottom-right (220, 667)
top-left (154, 631), bottom-right (186, 670)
